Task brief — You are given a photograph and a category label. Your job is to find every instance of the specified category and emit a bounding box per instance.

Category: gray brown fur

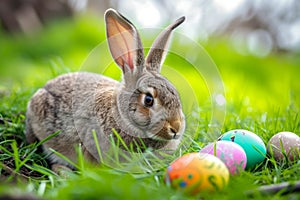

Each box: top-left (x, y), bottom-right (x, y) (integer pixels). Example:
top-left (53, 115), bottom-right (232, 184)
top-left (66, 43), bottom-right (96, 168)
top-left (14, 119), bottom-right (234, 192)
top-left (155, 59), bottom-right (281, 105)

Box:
top-left (25, 9), bottom-right (186, 171)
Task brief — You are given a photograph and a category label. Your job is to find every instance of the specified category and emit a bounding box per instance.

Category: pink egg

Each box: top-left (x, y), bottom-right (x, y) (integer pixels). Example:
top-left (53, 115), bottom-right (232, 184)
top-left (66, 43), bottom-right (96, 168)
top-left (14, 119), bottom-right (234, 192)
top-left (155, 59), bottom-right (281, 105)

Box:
top-left (200, 141), bottom-right (247, 175)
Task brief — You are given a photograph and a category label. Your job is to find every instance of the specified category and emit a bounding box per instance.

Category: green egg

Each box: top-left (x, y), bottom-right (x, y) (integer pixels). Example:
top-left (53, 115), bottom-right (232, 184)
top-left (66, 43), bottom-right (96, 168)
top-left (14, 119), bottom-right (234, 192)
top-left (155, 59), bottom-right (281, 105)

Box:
top-left (219, 129), bottom-right (266, 169)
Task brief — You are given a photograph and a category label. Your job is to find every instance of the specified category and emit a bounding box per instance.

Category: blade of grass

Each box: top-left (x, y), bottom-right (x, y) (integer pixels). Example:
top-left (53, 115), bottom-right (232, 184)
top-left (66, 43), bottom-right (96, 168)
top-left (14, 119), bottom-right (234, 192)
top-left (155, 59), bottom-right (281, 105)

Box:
top-left (11, 140), bottom-right (20, 171)
top-left (49, 148), bottom-right (79, 169)
top-left (34, 131), bottom-right (61, 149)
top-left (112, 128), bottom-right (130, 152)
top-left (0, 145), bottom-right (13, 156)
top-left (92, 130), bottom-right (104, 163)
top-left (76, 143), bottom-right (84, 172)
top-left (25, 163), bottom-right (57, 177)
top-left (37, 181), bottom-right (47, 196)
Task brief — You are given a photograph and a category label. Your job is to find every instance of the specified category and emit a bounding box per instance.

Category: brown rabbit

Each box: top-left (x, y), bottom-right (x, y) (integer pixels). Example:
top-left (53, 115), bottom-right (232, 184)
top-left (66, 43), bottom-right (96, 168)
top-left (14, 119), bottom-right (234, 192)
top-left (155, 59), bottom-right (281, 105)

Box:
top-left (25, 8), bottom-right (186, 172)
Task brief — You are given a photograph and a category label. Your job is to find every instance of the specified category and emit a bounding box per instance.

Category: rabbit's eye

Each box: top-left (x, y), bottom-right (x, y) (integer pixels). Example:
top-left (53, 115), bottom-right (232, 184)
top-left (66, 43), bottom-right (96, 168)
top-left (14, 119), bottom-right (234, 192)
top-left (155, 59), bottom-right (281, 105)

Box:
top-left (144, 93), bottom-right (154, 107)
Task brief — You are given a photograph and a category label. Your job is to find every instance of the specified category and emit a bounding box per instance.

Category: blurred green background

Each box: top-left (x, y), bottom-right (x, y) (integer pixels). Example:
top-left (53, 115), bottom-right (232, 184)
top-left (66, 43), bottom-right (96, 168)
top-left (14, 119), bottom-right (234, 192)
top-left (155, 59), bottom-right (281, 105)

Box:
top-left (0, 0), bottom-right (299, 117)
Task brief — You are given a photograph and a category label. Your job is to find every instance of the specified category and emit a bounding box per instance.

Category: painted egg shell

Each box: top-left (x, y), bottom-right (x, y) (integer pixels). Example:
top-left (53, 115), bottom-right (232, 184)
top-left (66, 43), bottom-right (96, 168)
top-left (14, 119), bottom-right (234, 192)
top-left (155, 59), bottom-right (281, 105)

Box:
top-left (165, 153), bottom-right (229, 194)
top-left (219, 129), bottom-right (266, 169)
top-left (267, 131), bottom-right (300, 162)
top-left (200, 141), bottom-right (247, 175)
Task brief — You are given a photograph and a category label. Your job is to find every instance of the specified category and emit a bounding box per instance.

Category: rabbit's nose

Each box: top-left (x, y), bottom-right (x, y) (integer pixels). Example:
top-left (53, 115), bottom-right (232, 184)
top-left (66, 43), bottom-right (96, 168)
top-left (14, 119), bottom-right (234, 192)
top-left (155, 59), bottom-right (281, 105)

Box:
top-left (169, 120), bottom-right (181, 139)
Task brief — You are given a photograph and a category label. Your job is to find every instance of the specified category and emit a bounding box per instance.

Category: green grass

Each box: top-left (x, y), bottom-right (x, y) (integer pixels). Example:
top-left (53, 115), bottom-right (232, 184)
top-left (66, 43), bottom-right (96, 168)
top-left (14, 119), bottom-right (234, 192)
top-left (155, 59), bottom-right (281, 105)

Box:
top-left (0, 15), bottom-right (300, 199)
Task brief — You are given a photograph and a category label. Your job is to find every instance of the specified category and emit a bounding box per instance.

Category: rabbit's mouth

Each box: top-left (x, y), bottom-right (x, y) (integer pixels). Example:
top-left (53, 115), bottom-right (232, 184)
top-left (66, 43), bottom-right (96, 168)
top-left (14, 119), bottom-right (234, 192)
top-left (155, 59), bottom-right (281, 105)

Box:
top-left (152, 119), bottom-right (184, 141)
top-left (154, 129), bottom-right (180, 140)
top-left (172, 133), bottom-right (180, 140)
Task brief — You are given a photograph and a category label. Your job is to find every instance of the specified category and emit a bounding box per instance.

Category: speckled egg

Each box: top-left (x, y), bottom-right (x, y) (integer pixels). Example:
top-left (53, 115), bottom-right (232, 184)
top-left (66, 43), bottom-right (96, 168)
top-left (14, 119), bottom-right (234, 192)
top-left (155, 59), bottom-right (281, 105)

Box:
top-left (218, 129), bottom-right (266, 169)
top-left (200, 141), bottom-right (247, 175)
top-left (165, 153), bottom-right (229, 194)
top-left (267, 131), bottom-right (300, 162)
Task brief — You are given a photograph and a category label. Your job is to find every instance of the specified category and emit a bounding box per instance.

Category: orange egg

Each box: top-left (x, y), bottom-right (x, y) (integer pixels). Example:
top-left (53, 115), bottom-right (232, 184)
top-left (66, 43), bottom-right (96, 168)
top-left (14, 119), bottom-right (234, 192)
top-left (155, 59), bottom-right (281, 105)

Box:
top-left (165, 153), bottom-right (229, 194)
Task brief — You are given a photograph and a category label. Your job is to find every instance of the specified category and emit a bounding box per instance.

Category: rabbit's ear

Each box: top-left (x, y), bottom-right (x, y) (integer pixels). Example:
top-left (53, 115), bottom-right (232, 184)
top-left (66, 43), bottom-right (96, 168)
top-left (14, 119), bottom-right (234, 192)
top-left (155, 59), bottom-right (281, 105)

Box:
top-left (105, 9), bottom-right (144, 74)
top-left (146, 17), bottom-right (185, 73)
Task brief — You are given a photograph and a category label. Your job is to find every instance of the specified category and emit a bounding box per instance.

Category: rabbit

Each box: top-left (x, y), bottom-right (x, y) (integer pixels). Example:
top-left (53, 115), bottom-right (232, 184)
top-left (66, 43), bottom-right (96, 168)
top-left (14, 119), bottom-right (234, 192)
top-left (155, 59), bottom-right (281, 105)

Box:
top-left (25, 8), bottom-right (186, 172)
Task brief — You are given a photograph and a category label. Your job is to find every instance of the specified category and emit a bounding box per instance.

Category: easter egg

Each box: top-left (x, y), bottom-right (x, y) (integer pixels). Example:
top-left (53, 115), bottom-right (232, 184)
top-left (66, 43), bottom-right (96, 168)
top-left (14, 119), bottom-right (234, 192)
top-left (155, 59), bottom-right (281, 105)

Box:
top-left (165, 153), bottom-right (229, 194)
top-left (267, 131), bottom-right (300, 162)
top-left (200, 141), bottom-right (247, 175)
top-left (218, 129), bottom-right (266, 169)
